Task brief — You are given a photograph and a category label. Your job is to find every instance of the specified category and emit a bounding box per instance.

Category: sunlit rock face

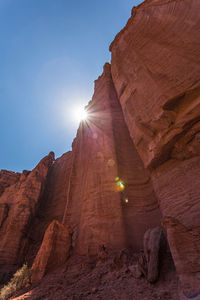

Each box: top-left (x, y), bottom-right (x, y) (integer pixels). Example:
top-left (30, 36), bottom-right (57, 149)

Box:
top-left (110, 0), bottom-right (200, 169)
top-left (25, 151), bottom-right (73, 265)
top-left (0, 62), bottom-right (161, 282)
top-left (31, 220), bottom-right (71, 283)
top-left (0, 170), bottom-right (21, 197)
top-left (63, 63), bottom-right (161, 255)
top-left (0, 152), bottom-right (54, 281)
top-left (110, 0), bottom-right (200, 297)
top-left (0, 0), bottom-right (200, 298)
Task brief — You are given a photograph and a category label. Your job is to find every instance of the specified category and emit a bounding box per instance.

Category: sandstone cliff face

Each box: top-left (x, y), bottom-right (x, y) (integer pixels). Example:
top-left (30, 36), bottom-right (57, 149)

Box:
top-left (62, 63), bottom-right (161, 256)
top-left (110, 0), bottom-right (200, 297)
top-left (12, 61), bottom-right (160, 283)
top-left (110, 0), bottom-right (200, 169)
top-left (24, 151), bottom-right (73, 265)
top-left (0, 0), bottom-right (199, 299)
top-left (0, 62), bottom-right (161, 283)
top-left (0, 170), bottom-right (20, 197)
top-left (0, 152), bottom-right (54, 281)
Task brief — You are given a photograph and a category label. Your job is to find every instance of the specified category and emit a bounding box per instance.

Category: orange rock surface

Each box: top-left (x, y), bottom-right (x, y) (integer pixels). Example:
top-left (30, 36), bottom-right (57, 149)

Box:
top-left (0, 152), bottom-right (54, 281)
top-left (109, 0), bottom-right (200, 297)
top-left (31, 220), bottom-right (71, 283)
top-left (63, 63), bottom-right (161, 256)
top-left (0, 170), bottom-right (20, 196)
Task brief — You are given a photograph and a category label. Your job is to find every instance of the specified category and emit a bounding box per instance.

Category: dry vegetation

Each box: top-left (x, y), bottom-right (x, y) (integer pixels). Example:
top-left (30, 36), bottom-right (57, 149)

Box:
top-left (0, 264), bottom-right (31, 300)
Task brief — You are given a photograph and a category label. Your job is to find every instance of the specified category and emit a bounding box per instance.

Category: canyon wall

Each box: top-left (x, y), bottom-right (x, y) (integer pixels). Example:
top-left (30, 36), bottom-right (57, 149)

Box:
top-left (0, 63), bottom-right (161, 283)
top-left (0, 153), bottom-right (54, 281)
top-left (110, 0), bottom-right (200, 297)
top-left (0, 0), bottom-right (199, 299)
top-left (63, 63), bottom-right (161, 255)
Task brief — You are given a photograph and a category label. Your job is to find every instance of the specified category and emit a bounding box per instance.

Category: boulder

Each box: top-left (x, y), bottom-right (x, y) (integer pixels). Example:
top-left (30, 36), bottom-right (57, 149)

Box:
top-left (31, 220), bottom-right (72, 283)
top-left (143, 227), bottom-right (164, 283)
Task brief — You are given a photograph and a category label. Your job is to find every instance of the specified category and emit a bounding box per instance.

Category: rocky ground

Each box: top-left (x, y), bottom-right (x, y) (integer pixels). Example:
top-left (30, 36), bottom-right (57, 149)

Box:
top-left (11, 250), bottom-right (179, 300)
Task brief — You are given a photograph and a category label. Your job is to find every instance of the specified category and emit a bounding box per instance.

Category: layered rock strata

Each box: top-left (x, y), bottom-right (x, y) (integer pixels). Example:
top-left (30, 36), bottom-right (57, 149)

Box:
top-left (0, 64), bottom-right (161, 283)
top-left (63, 63), bottom-right (161, 255)
top-left (140, 226), bottom-right (164, 283)
top-left (0, 152), bottom-right (54, 281)
top-left (24, 151), bottom-right (73, 265)
top-left (110, 0), bottom-right (200, 297)
top-left (0, 0), bottom-right (199, 299)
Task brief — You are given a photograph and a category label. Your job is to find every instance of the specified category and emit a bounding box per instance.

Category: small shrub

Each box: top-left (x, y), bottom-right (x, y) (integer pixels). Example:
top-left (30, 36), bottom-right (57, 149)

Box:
top-left (0, 264), bottom-right (31, 300)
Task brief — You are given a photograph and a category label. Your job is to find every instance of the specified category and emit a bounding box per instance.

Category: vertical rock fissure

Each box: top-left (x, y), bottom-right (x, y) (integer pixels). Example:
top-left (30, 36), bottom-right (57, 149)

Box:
top-left (62, 150), bottom-right (75, 225)
top-left (107, 65), bottom-right (161, 250)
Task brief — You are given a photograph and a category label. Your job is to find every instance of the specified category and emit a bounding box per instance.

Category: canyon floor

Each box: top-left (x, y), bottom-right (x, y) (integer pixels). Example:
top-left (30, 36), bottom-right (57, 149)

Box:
top-left (12, 250), bottom-right (179, 300)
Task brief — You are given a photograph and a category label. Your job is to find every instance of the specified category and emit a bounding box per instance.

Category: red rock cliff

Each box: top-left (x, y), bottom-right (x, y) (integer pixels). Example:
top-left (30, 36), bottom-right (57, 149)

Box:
top-left (110, 0), bottom-right (200, 297)
top-left (0, 0), bottom-right (199, 299)
top-left (63, 63), bottom-right (161, 255)
top-left (0, 152), bottom-right (54, 281)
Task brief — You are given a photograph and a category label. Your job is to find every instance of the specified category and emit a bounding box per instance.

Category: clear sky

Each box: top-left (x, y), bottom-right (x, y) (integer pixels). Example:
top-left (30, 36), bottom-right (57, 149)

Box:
top-left (0, 0), bottom-right (143, 172)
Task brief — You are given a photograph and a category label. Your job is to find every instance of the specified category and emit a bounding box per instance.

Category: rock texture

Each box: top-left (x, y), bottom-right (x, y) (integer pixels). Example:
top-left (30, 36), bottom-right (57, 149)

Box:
top-left (110, 0), bottom-right (200, 169)
top-left (24, 151), bottom-right (73, 265)
top-left (63, 63), bottom-right (161, 256)
top-left (0, 0), bottom-right (200, 299)
top-left (152, 158), bottom-right (200, 298)
top-left (139, 226), bottom-right (164, 283)
top-left (0, 170), bottom-right (20, 196)
top-left (110, 0), bottom-right (200, 297)
top-left (0, 152), bottom-right (54, 281)
top-left (31, 220), bottom-right (72, 283)
top-left (12, 250), bottom-right (179, 300)
top-left (0, 63), bottom-right (161, 284)
top-left (163, 217), bottom-right (200, 299)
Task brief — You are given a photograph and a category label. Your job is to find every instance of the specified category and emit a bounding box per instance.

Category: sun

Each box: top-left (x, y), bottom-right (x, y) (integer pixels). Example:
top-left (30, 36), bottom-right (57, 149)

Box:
top-left (73, 105), bottom-right (88, 122)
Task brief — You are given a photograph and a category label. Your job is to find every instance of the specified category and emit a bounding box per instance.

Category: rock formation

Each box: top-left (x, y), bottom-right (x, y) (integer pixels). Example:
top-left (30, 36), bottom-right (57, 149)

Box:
top-left (31, 220), bottom-right (72, 283)
top-left (138, 226), bottom-right (164, 283)
top-left (0, 152), bottom-right (54, 282)
top-left (0, 0), bottom-right (200, 299)
top-left (0, 170), bottom-right (20, 197)
top-left (109, 0), bottom-right (200, 297)
top-left (64, 63), bottom-right (161, 256)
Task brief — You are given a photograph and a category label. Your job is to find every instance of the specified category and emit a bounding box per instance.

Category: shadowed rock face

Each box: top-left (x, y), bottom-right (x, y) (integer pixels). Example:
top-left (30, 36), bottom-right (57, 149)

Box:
top-left (152, 158), bottom-right (200, 298)
top-left (110, 0), bottom-right (200, 296)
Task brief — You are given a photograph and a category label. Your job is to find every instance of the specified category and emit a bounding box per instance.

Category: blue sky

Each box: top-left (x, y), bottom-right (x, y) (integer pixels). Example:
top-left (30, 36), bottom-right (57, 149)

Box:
top-left (0, 0), bottom-right (142, 172)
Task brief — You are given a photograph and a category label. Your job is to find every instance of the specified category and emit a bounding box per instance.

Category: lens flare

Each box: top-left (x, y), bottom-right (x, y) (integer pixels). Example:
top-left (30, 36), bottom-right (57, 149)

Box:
top-left (116, 179), bottom-right (125, 191)
top-left (73, 106), bottom-right (88, 122)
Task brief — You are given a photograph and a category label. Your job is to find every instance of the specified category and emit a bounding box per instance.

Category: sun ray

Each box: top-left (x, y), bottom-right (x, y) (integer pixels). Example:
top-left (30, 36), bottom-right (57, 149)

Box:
top-left (73, 105), bottom-right (88, 122)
